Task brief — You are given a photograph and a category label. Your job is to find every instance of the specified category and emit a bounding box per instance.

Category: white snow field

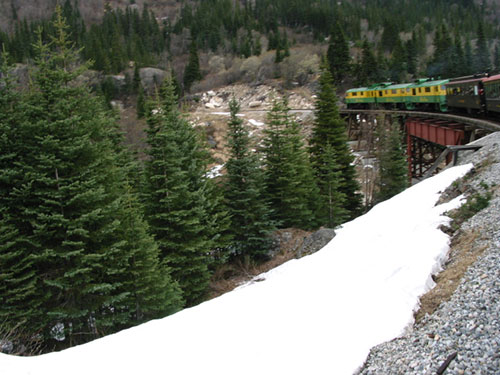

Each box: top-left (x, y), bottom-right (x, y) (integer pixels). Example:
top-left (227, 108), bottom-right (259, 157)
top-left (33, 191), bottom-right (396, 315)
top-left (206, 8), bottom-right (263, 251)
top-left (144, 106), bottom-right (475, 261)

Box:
top-left (0, 164), bottom-right (472, 375)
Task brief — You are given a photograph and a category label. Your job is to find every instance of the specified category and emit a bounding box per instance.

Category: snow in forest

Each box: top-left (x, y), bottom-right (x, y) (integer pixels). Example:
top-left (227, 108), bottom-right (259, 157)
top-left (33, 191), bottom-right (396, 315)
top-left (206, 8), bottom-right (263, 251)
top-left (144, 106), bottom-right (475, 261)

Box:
top-left (0, 164), bottom-right (473, 375)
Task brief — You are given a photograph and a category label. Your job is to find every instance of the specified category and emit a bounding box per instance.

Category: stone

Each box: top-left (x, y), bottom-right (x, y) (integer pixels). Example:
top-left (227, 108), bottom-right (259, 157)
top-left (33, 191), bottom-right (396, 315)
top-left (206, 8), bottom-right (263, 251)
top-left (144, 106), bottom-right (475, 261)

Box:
top-left (296, 228), bottom-right (336, 258)
top-left (139, 67), bottom-right (167, 93)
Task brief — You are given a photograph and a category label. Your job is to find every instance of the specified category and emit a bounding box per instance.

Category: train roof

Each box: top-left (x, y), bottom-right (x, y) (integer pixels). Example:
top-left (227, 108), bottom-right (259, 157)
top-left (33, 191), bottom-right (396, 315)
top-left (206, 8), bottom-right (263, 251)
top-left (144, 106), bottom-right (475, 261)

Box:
top-left (345, 87), bottom-right (368, 93)
top-left (410, 79), bottom-right (449, 87)
top-left (446, 77), bottom-right (485, 85)
top-left (483, 74), bottom-right (500, 83)
top-left (385, 83), bottom-right (413, 89)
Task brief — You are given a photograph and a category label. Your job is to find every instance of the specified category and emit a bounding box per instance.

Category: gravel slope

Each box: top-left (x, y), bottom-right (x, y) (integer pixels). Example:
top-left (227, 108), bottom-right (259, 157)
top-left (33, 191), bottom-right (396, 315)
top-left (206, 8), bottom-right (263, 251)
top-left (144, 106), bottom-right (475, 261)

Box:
top-left (356, 132), bottom-right (500, 375)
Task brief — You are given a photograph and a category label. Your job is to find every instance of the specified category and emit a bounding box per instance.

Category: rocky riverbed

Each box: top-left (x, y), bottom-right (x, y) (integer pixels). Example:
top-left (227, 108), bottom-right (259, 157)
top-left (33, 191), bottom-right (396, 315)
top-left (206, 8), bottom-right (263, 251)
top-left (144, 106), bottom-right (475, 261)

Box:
top-left (356, 132), bottom-right (500, 375)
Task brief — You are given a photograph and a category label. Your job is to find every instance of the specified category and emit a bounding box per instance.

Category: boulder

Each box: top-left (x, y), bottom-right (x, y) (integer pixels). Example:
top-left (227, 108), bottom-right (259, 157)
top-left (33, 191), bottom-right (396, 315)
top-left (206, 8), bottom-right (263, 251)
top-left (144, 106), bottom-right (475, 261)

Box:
top-left (139, 67), bottom-right (167, 93)
top-left (296, 228), bottom-right (336, 258)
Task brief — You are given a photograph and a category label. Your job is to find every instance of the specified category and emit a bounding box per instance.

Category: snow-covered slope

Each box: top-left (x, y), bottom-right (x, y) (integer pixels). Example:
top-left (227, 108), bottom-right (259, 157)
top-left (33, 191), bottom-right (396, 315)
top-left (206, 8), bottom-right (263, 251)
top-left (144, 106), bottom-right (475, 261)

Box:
top-left (0, 164), bottom-right (472, 375)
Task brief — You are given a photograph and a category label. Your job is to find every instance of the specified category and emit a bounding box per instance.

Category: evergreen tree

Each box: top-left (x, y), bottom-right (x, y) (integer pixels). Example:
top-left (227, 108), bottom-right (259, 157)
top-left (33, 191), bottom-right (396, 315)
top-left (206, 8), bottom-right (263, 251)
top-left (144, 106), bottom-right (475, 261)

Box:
top-left (223, 98), bottom-right (275, 260)
top-left (494, 43), bottom-right (500, 73)
top-left (0, 9), bottom-right (182, 350)
top-left (183, 39), bottom-right (202, 92)
top-left (389, 38), bottom-right (407, 82)
top-left (406, 32), bottom-right (418, 76)
top-left (310, 62), bottom-right (362, 224)
top-left (464, 38), bottom-right (474, 75)
top-left (136, 84), bottom-right (146, 118)
top-left (262, 97), bottom-right (319, 229)
top-left (326, 21), bottom-right (351, 86)
top-left (356, 40), bottom-right (379, 86)
top-left (142, 77), bottom-right (219, 306)
top-left (375, 122), bottom-right (409, 203)
top-left (474, 22), bottom-right (491, 73)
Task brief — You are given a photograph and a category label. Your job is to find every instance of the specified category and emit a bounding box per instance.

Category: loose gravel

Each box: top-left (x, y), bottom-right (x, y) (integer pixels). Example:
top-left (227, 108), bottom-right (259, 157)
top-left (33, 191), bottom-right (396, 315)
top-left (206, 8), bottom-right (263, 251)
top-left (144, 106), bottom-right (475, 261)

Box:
top-left (355, 132), bottom-right (500, 375)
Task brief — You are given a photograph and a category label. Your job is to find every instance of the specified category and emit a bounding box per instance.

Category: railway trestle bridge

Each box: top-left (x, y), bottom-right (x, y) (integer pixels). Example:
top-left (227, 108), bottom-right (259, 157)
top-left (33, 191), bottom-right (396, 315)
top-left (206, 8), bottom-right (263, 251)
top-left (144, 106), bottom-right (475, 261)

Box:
top-left (340, 109), bottom-right (500, 181)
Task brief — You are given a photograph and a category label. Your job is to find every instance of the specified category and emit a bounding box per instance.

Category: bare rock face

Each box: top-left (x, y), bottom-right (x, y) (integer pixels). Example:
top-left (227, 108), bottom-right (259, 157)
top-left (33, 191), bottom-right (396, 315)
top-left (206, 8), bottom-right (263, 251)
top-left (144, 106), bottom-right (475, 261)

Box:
top-left (296, 228), bottom-right (336, 258)
top-left (139, 67), bottom-right (167, 93)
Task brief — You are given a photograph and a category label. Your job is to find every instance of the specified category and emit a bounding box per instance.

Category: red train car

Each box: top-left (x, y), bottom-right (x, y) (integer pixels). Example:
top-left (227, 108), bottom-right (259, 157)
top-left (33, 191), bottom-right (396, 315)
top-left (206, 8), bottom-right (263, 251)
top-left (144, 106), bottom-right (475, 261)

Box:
top-left (483, 74), bottom-right (500, 114)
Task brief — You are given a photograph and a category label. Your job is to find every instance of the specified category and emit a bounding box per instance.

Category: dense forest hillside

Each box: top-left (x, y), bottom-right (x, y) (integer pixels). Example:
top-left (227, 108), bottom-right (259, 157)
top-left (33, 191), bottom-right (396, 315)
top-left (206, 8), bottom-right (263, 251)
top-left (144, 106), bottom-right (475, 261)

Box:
top-left (1, 0), bottom-right (500, 355)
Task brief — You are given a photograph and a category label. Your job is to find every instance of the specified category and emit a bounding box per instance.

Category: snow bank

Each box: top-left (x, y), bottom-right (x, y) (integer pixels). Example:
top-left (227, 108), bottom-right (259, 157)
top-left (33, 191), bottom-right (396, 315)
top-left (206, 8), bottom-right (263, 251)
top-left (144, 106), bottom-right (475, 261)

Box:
top-left (0, 164), bottom-right (473, 375)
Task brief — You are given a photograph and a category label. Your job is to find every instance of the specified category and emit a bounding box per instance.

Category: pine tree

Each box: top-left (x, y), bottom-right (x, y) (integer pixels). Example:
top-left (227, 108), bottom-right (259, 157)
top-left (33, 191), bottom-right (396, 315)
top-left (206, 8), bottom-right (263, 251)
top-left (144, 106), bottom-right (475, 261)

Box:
top-left (494, 43), bottom-right (500, 73)
top-left (0, 9), bottom-right (183, 349)
top-left (375, 122), bottom-right (409, 203)
top-left (224, 98), bottom-right (275, 260)
top-left (310, 62), bottom-right (362, 224)
top-left (142, 77), bottom-right (218, 306)
top-left (326, 21), bottom-right (351, 86)
top-left (356, 40), bottom-right (378, 86)
top-left (389, 38), bottom-right (407, 82)
top-left (136, 84), bottom-right (146, 118)
top-left (474, 22), bottom-right (490, 73)
top-left (262, 97), bottom-right (319, 229)
top-left (183, 39), bottom-right (202, 92)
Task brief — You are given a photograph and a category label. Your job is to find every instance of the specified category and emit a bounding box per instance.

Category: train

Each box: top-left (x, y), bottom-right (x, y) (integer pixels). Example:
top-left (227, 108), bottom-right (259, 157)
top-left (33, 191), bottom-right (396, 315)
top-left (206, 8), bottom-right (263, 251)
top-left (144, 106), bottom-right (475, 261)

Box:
top-left (344, 74), bottom-right (500, 115)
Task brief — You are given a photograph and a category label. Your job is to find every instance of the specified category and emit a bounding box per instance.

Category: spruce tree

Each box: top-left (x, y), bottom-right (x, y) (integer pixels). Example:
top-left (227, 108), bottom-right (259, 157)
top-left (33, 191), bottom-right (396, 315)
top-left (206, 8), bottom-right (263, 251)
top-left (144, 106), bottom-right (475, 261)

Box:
top-left (142, 77), bottom-right (220, 306)
top-left (224, 98), bottom-right (275, 260)
top-left (356, 40), bottom-right (378, 86)
top-left (0, 10), bottom-right (182, 350)
top-left (310, 62), bottom-right (362, 224)
top-left (183, 39), bottom-right (202, 92)
top-left (474, 22), bottom-right (490, 73)
top-left (262, 97), bottom-right (319, 229)
top-left (326, 21), bottom-right (351, 86)
top-left (375, 122), bottom-right (409, 203)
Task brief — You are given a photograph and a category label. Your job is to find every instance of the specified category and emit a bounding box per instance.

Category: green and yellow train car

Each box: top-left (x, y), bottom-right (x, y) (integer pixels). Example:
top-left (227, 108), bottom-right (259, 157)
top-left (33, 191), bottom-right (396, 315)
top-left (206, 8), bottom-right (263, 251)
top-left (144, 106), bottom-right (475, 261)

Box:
top-left (373, 83), bottom-right (413, 109)
top-left (345, 83), bottom-right (391, 109)
top-left (407, 79), bottom-right (449, 111)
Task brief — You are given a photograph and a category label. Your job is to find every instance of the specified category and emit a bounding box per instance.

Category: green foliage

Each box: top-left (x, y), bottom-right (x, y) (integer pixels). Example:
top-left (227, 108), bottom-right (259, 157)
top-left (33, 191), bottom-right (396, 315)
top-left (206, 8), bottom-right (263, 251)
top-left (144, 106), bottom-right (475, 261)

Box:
top-left (262, 97), bottom-right (320, 229)
top-left (310, 62), bottom-right (362, 225)
top-left (142, 77), bottom-right (227, 306)
top-left (355, 40), bottom-right (379, 86)
top-left (326, 21), bottom-right (351, 86)
top-left (375, 122), bottom-right (409, 203)
top-left (223, 99), bottom-right (276, 260)
top-left (0, 9), bottom-right (182, 350)
top-left (450, 190), bottom-right (492, 230)
top-left (183, 40), bottom-right (202, 93)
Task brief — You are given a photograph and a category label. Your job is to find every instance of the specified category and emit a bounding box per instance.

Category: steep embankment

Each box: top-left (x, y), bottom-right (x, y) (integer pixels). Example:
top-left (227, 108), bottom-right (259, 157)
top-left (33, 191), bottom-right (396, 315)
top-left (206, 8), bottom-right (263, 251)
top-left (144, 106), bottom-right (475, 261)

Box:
top-left (357, 132), bottom-right (500, 375)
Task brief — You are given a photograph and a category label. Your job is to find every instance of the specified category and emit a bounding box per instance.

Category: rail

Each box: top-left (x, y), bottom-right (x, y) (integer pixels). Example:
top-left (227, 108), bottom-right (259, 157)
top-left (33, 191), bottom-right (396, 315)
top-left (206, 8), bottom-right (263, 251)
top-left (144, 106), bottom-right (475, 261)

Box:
top-left (339, 109), bottom-right (500, 133)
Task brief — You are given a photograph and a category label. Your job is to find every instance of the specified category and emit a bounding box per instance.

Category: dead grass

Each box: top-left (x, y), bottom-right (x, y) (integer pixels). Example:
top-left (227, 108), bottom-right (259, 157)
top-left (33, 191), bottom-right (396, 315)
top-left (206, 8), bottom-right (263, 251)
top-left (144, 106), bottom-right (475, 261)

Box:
top-left (414, 229), bottom-right (488, 323)
top-left (207, 228), bottom-right (311, 299)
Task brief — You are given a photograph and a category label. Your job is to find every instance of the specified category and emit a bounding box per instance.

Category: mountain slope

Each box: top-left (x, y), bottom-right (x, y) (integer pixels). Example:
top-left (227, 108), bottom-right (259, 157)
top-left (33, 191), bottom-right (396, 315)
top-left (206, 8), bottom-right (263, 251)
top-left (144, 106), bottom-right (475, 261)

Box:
top-left (0, 164), bottom-right (472, 375)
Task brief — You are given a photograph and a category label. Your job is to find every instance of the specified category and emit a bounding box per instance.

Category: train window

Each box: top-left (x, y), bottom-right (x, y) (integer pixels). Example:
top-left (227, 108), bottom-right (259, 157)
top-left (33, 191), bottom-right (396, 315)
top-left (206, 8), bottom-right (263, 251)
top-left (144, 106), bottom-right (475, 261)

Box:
top-left (418, 88), bottom-right (422, 93)
top-left (434, 87), bottom-right (438, 92)
top-left (385, 90), bottom-right (388, 94)
top-left (425, 87), bottom-right (431, 93)
top-left (441, 85), bottom-right (446, 90)
top-left (474, 86), bottom-right (478, 96)
top-left (379, 91), bottom-right (383, 96)
top-left (352, 92), bottom-right (357, 96)
top-left (407, 88), bottom-right (411, 93)
top-left (392, 89), bottom-right (396, 94)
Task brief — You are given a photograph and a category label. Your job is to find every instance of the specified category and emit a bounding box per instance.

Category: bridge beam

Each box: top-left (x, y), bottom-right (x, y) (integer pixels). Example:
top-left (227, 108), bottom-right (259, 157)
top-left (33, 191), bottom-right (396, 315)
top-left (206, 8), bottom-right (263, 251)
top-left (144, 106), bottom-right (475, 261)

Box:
top-left (405, 117), bottom-right (466, 180)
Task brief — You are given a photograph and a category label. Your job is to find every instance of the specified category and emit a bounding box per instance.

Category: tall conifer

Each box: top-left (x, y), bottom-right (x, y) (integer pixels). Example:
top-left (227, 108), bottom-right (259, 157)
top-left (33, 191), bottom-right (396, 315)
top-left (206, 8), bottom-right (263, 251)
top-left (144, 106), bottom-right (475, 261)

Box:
top-left (262, 97), bottom-right (319, 229)
top-left (142, 77), bottom-right (221, 306)
top-left (310, 62), bottom-right (362, 224)
top-left (224, 99), bottom-right (275, 260)
top-left (0, 9), bottom-right (182, 350)
top-left (375, 122), bottom-right (409, 203)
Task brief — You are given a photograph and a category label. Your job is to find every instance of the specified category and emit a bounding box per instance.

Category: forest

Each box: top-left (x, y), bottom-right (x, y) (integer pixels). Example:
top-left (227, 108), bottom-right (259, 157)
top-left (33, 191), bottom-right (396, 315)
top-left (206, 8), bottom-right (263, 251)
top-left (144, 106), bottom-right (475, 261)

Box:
top-left (0, 0), bottom-right (499, 354)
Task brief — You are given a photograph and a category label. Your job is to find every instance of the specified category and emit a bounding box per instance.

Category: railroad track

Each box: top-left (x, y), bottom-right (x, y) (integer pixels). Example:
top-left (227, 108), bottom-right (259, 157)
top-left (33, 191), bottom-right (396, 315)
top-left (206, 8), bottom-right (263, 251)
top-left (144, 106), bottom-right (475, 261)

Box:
top-left (339, 109), bottom-right (500, 133)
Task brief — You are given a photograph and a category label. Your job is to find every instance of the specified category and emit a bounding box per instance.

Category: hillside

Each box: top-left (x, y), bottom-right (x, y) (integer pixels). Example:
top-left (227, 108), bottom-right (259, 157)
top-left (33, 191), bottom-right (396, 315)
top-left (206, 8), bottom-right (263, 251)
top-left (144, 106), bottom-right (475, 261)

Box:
top-left (0, 153), bottom-right (476, 375)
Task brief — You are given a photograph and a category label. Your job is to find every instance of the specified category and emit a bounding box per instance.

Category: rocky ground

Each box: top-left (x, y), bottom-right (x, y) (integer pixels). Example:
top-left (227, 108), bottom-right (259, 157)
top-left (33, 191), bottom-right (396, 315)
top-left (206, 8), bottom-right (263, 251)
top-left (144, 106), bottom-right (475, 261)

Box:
top-left (356, 132), bottom-right (500, 375)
